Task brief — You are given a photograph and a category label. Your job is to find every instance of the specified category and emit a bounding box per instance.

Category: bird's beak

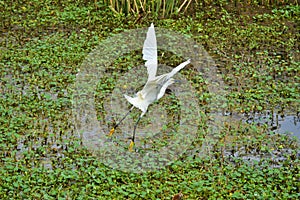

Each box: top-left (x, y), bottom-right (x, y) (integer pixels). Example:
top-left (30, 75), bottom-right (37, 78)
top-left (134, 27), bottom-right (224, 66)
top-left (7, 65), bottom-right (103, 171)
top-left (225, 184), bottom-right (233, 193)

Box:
top-left (108, 128), bottom-right (115, 136)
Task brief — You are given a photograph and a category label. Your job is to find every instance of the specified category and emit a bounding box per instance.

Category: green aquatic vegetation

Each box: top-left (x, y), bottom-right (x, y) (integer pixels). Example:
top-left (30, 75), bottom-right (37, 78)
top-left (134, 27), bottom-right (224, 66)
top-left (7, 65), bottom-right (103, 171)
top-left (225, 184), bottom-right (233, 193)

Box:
top-left (1, 0), bottom-right (299, 199)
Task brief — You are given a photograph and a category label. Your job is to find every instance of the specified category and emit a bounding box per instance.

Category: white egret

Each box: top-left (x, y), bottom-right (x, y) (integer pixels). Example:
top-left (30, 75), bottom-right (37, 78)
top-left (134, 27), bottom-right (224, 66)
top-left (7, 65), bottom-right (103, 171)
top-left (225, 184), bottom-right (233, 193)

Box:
top-left (109, 23), bottom-right (190, 151)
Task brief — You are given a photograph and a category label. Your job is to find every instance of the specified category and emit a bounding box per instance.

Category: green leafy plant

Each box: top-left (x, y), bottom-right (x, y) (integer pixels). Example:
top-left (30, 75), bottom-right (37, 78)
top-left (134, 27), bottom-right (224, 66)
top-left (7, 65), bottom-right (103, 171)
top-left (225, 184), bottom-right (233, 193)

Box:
top-left (0, 0), bottom-right (299, 199)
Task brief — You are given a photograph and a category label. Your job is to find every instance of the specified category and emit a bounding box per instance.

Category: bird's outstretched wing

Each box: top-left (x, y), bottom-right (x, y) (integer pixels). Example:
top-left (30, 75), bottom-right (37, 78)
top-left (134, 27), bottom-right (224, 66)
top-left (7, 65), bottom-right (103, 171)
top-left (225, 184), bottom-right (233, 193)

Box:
top-left (167, 59), bottom-right (191, 79)
top-left (142, 23), bottom-right (158, 81)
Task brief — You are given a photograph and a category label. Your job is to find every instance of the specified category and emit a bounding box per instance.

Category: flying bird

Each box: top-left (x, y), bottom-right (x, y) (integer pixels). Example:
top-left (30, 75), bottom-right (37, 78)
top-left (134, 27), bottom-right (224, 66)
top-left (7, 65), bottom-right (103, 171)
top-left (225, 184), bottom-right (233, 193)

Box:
top-left (109, 23), bottom-right (190, 151)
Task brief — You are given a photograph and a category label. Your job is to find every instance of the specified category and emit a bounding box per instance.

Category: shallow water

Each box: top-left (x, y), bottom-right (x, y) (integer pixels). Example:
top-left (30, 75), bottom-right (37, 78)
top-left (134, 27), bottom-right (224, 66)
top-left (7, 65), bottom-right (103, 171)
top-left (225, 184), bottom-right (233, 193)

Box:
top-left (218, 111), bottom-right (300, 167)
top-left (244, 112), bottom-right (300, 141)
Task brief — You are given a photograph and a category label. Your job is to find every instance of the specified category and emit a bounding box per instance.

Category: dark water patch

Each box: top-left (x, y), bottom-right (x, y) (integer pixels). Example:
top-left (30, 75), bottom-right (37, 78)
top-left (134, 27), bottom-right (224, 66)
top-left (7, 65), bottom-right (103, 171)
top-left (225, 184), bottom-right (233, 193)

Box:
top-left (244, 111), bottom-right (300, 141)
top-left (201, 110), bottom-right (300, 167)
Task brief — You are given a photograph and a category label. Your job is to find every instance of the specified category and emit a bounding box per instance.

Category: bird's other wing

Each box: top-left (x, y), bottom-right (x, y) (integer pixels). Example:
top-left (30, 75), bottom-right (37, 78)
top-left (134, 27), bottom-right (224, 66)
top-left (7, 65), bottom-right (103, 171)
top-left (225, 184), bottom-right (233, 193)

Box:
top-left (142, 23), bottom-right (158, 81)
top-left (167, 59), bottom-right (190, 79)
top-left (157, 78), bottom-right (175, 100)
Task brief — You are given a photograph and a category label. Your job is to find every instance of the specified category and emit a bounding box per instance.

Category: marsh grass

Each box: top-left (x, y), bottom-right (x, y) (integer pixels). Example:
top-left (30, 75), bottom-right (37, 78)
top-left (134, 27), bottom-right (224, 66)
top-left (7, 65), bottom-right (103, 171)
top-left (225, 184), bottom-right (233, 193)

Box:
top-left (104, 0), bottom-right (195, 17)
top-left (104, 0), bottom-right (299, 18)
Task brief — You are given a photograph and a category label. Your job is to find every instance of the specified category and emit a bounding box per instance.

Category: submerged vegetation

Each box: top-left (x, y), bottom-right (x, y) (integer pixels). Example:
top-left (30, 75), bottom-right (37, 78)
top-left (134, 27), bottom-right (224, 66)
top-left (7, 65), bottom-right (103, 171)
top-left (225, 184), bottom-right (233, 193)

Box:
top-left (1, 0), bottom-right (299, 199)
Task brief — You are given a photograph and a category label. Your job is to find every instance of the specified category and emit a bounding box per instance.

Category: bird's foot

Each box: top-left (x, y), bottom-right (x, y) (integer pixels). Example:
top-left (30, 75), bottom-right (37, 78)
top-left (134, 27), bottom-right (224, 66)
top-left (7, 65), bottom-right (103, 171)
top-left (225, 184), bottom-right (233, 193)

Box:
top-left (108, 128), bottom-right (115, 136)
top-left (129, 141), bottom-right (135, 152)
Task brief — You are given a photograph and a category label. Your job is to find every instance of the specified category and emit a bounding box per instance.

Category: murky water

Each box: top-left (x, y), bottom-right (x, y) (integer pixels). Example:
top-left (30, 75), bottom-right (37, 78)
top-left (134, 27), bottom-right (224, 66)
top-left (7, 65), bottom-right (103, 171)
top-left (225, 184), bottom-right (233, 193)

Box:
top-left (244, 111), bottom-right (300, 141)
top-left (215, 111), bottom-right (300, 167)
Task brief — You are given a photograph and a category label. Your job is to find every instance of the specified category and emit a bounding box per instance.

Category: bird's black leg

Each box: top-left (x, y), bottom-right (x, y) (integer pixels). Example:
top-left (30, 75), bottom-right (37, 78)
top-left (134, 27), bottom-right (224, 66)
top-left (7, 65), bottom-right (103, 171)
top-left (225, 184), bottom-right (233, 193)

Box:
top-left (129, 114), bottom-right (142, 151)
top-left (132, 115), bottom-right (142, 143)
top-left (109, 106), bottom-right (134, 136)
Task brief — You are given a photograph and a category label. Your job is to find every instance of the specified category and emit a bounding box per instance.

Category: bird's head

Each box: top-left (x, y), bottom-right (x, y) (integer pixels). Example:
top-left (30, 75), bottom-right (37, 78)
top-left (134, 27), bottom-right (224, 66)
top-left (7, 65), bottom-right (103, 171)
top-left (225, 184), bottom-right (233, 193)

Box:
top-left (137, 92), bottom-right (144, 100)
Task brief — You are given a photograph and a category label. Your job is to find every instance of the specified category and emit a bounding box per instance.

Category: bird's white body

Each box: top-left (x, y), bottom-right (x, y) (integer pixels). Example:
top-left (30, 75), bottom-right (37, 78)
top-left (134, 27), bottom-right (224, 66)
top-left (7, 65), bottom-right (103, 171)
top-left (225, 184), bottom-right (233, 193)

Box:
top-left (124, 23), bottom-right (190, 117)
top-left (109, 23), bottom-right (190, 149)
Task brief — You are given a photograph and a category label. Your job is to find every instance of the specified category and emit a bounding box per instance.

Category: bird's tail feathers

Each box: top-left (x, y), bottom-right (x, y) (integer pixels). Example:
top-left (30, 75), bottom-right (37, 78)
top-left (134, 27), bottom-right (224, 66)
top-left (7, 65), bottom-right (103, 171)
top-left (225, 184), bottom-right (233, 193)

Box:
top-left (124, 94), bottom-right (134, 105)
top-left (124, 94), bottom-right (148, 114)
